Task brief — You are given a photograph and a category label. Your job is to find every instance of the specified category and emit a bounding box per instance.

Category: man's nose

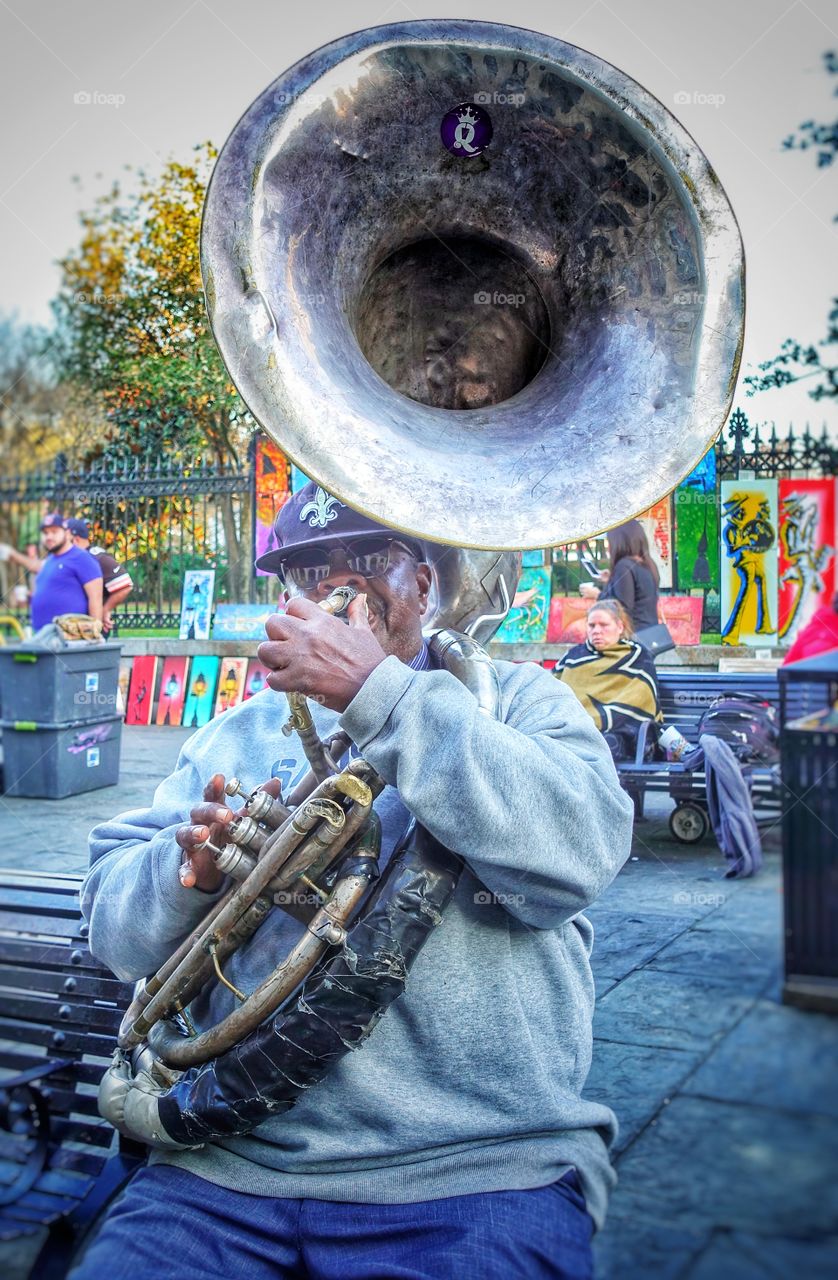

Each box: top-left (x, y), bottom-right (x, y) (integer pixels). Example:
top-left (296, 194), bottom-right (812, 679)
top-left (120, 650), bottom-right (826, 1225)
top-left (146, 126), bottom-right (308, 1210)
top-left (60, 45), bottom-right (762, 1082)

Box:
top-left (314, 559), bottom-right (368, 597)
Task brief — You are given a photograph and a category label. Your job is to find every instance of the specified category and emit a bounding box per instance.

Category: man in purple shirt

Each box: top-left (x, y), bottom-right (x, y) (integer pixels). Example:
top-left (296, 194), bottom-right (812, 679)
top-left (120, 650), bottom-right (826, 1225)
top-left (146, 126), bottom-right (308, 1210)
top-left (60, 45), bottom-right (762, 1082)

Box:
top-left (1, 513), bottom-right (103, 630)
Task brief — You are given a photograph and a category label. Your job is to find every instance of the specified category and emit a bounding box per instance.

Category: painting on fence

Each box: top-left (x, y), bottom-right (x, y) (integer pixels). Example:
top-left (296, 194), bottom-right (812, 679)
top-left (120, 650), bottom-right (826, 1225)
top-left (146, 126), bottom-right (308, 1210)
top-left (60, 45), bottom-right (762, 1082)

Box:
top-left (178, 570), bottom-right (215, 640)
top-left (254, 436), bottom-right (290, 577)
top-left (494, 568), bottom-right (551, 643)
top-left (674, 485), bottom-right (720, 593)
top-left (214, 658), bottom-right (249, 716)
top-left (155, 657), bottom-right (188, 726)
top-left (212, 603), bottom-right (281, 640)
top-left (659, 596), bottom-right (703, 646)
top-left (778, 478), bottom-right (835, 645)
top-left (546, 596), bottom-right (591, 644)
top-left (720, 480), bottom-right (778, 647)
top-left (125, 656), bottom-right (158, 726)
top-left (244, 659), bottom-right (273, 699)
top-left (637, 498), bottom-right (673, 588)
top-left (182, 658), bottom-right (220, 728)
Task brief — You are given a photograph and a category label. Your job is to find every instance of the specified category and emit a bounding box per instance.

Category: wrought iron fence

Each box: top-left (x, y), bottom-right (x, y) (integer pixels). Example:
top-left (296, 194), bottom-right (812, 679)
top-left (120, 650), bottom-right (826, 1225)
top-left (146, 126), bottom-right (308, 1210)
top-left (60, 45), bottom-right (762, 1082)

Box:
top-left (1, 413), bottom-right (834, 636)
top-left (718, 409), bottom-right (838, 480)
top-left (0, 447), bottom-right (271, 631)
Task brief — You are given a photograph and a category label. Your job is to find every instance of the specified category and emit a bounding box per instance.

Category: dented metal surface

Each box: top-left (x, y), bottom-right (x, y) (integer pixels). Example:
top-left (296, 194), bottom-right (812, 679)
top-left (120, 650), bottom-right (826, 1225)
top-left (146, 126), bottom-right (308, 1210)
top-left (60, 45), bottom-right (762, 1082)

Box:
top-left (202, 19), bottom-right (745, 550)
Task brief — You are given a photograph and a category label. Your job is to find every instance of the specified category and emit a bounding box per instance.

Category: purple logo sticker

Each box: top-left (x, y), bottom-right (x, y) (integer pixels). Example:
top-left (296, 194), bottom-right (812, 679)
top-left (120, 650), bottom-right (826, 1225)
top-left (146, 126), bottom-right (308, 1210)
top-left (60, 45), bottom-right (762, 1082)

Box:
top-left (440, 102), bottom-right (493, 157)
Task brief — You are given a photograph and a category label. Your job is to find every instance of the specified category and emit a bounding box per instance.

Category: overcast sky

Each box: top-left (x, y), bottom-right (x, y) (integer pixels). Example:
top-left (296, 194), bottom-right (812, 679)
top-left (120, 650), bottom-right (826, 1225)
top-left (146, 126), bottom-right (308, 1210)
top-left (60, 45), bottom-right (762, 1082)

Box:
top-left (1, 0), bottom-right (835, 431)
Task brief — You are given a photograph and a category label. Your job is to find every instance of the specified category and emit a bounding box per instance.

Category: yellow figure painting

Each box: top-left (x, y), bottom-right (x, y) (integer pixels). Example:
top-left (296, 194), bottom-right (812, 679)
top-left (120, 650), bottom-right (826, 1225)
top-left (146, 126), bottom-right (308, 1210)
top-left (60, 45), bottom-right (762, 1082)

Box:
top-left (720, 488), bottom-right (777, 646)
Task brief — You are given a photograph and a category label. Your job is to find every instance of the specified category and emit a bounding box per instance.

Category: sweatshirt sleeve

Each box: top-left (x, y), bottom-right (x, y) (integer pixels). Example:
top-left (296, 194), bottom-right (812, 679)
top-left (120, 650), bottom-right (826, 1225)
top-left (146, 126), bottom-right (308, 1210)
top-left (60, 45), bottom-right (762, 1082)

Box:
top-left (340, 656), bottom-right (635, 929)
top-left (81, 736), bottom-right (226, 981)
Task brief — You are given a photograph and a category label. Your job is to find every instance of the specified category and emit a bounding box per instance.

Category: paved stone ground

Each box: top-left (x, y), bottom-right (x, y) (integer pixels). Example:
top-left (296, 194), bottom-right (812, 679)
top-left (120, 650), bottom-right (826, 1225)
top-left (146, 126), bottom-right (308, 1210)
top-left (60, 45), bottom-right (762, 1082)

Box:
top-left (1, 726), bottom-right (837, 1278)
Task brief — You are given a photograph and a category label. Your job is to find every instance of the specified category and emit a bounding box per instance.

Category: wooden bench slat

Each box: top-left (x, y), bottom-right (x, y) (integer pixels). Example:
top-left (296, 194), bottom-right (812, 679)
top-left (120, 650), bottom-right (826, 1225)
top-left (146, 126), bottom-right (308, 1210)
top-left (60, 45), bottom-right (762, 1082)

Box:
top-left (0, 938), bottom-right (123, 975)
top-left (0, 1018), bottom-right (123, 1059)
top-left (48, 1116), bottom-right (116, 1150)
top-left (0, 913), bottom-right (87, 940)
top-left (0, 889), bottom-right (83, 918)
top-left (0, 964), bottom-right (132, 1001)
top-left (0, 1051), bottom-right (112, 1088)
top-left (0, 994), bottom-right (125, 1031)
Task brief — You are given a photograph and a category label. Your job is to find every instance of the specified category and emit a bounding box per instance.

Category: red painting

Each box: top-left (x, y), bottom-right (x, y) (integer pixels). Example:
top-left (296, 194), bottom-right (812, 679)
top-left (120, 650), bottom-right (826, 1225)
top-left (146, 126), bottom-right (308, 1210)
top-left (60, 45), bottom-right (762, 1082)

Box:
top-left (659, 596), bottom-right (703, 645)
top-left (778, 478), bottom-right (835, 646)
top-left (125, 656), bottom-right (158, 726)
top-left (244, 659), bottom-right (272, 699)
top-left (546, 596), bottom-right (591, 644)
top-left (637, 498), bottom-right (673, 588)
top-left (255, 435), bottom-right (290, 577)
top-left (155, 657), bottom-right (188, 726)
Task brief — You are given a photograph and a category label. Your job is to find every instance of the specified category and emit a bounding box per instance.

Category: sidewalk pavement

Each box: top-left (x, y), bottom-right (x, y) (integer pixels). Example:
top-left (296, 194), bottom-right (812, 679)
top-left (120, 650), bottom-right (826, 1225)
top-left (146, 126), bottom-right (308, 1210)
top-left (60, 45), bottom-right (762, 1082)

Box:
top-left (1, 726), bottom-right (837, 1278)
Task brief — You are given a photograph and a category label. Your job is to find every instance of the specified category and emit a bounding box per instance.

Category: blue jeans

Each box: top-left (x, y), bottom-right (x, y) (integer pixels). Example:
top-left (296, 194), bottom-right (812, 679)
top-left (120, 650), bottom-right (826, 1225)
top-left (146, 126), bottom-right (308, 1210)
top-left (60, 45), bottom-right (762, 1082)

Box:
top-left (70, 1164), bottom-right (593, 1279)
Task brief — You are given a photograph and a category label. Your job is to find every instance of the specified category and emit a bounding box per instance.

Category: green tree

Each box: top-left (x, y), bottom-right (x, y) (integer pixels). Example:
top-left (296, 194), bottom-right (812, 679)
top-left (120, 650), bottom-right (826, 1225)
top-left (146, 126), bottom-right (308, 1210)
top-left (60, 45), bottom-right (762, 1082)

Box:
top-left (53, 143), bottom-right (253, 597)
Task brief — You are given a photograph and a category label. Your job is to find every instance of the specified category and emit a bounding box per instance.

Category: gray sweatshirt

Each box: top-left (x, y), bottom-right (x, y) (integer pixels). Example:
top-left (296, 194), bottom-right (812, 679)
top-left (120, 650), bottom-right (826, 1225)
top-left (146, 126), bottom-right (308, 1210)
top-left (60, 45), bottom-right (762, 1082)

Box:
top-left (83, 655), bottom-right (634, 1231)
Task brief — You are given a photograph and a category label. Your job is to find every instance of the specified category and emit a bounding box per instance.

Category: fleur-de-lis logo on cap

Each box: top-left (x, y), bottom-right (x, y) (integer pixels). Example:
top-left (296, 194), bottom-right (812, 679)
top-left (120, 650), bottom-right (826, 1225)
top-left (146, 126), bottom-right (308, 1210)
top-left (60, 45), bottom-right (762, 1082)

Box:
top-left (300, 486), bottom-right (343, 529)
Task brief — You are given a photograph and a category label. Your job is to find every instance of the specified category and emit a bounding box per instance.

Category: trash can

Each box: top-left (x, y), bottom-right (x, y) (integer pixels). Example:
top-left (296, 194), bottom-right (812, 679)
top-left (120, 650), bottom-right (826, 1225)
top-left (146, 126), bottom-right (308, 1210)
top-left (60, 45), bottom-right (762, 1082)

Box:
top-left (0, 714), bottom-right (123, 798)
top-left (0, 642), bottom-right (122, 724)
top-left (778, 651), bottom-right (838, 1013)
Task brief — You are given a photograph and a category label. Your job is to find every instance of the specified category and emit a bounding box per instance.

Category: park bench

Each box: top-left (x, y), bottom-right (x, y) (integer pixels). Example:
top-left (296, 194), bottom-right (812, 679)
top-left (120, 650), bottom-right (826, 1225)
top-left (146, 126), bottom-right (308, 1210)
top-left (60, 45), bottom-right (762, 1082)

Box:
top-left (0, 871), bottom-right (143, 1278)
top-left (618, 668), bottom-right (819, 842)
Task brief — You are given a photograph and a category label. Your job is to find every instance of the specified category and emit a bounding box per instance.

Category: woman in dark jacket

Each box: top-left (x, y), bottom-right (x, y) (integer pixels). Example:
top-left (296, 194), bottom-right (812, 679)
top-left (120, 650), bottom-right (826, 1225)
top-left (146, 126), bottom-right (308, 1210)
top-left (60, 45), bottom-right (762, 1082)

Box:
top-left (579, 519), bottom-right (660, 632)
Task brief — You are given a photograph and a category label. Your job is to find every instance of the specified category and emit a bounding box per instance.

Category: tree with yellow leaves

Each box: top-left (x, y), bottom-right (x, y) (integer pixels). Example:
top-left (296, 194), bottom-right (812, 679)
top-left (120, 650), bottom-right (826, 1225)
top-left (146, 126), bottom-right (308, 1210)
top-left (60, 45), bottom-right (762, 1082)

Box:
top-left (53, 142), bottom-right (253, 598)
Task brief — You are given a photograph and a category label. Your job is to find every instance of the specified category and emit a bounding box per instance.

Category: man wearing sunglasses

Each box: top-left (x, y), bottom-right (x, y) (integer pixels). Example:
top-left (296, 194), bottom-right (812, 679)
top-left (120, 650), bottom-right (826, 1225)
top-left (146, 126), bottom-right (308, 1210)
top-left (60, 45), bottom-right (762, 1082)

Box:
top-left (80, 481), bottom-right (633, 1280)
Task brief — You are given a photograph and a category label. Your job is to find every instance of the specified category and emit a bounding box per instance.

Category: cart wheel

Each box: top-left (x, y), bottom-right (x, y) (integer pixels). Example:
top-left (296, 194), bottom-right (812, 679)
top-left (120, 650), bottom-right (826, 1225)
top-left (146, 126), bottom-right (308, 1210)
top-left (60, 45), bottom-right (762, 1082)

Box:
top-left (669, 803), bottom-right (708, 844)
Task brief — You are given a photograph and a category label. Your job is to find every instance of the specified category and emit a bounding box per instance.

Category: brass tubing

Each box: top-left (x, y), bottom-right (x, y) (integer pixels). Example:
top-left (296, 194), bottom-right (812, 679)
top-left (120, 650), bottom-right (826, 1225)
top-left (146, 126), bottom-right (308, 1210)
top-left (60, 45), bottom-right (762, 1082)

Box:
top-left (117, 888), bottom-right (237, 1045)
top-left (118, 781), bottom-right (351, 1048)
top-left (147, 870), bottom-right (373, 1066)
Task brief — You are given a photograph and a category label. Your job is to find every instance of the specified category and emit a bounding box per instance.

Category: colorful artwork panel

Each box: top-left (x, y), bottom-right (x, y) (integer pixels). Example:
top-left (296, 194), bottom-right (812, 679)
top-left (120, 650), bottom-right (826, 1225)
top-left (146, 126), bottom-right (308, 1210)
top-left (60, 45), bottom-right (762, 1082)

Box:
top-left (244, 659), bottom-right (272, 699)
top-left (212, 603), bottom-right (282, 640)
top-left (674, 485), bottom-right (720, 593)
top-left (682, 449), bottom-right (716, 494)
top-left (182, 657), bottom-right (220, 729)
top-left (179, 570), bottom-right (216, 641)
top-left (778, 478), bottom-right (835, 645)
top-left (214, 658), bottom-right (249, 716)
top-left (493, 568), bottom-right (551, 643)
top-left (155, 657), bottom-right (188, 726)
top-left (720, 480), bottom-right (779, 647)
top-left (637, 499), bottom-right (673, 588)
top-left (254, 436), bottom-right (291, 577)
top-left (546, 596), bottom-right (591, 644)
top-left (125, 656), bottom-right (158, 726)
top-left (659, 596), bottom-right (703, 645)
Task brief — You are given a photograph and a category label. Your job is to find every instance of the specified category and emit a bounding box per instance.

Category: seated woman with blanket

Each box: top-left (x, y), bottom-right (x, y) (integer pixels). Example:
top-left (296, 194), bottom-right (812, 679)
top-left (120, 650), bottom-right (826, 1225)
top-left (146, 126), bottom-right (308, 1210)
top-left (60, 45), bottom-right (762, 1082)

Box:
top-left (555, 600), bottom-right (663, 763)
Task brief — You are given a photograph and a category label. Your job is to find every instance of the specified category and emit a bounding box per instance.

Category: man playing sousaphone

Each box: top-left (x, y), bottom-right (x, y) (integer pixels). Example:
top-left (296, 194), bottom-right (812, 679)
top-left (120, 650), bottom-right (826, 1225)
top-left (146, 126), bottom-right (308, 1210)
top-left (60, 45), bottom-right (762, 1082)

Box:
top-left (76, 481), bottom-right (634, 1279)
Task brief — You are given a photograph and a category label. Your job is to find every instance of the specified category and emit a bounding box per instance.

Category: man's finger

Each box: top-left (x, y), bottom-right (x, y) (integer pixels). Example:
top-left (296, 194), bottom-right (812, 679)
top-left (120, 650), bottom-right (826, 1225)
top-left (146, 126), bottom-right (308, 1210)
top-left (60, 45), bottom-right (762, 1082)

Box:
top-left (178, 859), bottom-right (197, 888)
top-left (346, 593), bottom-right (371, 629)
top-left (264, 612), bottom-right (299, 641)
top-left (257, 640), bottom-right (291, 673)
top-left (284, 597), bottom-right (321, 621)
top-left (202, 773), bottom-right (226, 802)
top-left (175, 824), bottom-right (210, 851)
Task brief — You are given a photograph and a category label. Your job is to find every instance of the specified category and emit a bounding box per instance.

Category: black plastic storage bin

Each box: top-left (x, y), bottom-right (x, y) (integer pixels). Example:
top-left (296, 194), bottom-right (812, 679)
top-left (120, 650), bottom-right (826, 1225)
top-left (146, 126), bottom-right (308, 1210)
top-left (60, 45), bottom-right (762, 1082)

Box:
top-left (0, 714), bottom-right (122, 798)
top-left (778, 651), bottom-right (838, 1013)
top-left (0, 642), bottom-right (122, 725)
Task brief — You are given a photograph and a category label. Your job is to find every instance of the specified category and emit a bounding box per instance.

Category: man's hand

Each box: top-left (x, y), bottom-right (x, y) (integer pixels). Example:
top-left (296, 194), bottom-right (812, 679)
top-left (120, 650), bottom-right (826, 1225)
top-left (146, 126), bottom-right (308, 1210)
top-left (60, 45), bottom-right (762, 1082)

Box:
top-left (175, 774), bottom-right (233, 892)
top-left (257, 593), bottom-right (386, 712)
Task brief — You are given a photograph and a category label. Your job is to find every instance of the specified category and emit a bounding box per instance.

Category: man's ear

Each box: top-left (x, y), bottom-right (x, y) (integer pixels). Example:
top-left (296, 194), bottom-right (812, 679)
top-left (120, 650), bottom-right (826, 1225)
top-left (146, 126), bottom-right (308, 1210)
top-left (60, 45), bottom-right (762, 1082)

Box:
top-left (416, 562), bottom-right (432, 616)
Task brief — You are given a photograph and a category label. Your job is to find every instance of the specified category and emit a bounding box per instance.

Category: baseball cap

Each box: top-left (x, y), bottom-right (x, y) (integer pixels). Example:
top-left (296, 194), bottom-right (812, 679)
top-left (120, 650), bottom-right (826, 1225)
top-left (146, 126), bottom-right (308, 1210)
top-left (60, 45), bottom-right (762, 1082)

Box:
top-left (65, 518), bottom-right (90, 538)
top-left (41, 512), bottom-right (66, 530)
top-left (255, 482), bottom-right (422, 575)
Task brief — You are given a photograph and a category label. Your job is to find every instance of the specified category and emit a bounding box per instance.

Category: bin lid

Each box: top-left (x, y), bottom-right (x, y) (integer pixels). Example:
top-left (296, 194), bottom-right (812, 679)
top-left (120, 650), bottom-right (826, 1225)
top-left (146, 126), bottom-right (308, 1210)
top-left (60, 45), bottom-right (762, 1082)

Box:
top-left (778, 648), bottom-right (838, 682)
top-left (0, 641), bottom-right (123, 658)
